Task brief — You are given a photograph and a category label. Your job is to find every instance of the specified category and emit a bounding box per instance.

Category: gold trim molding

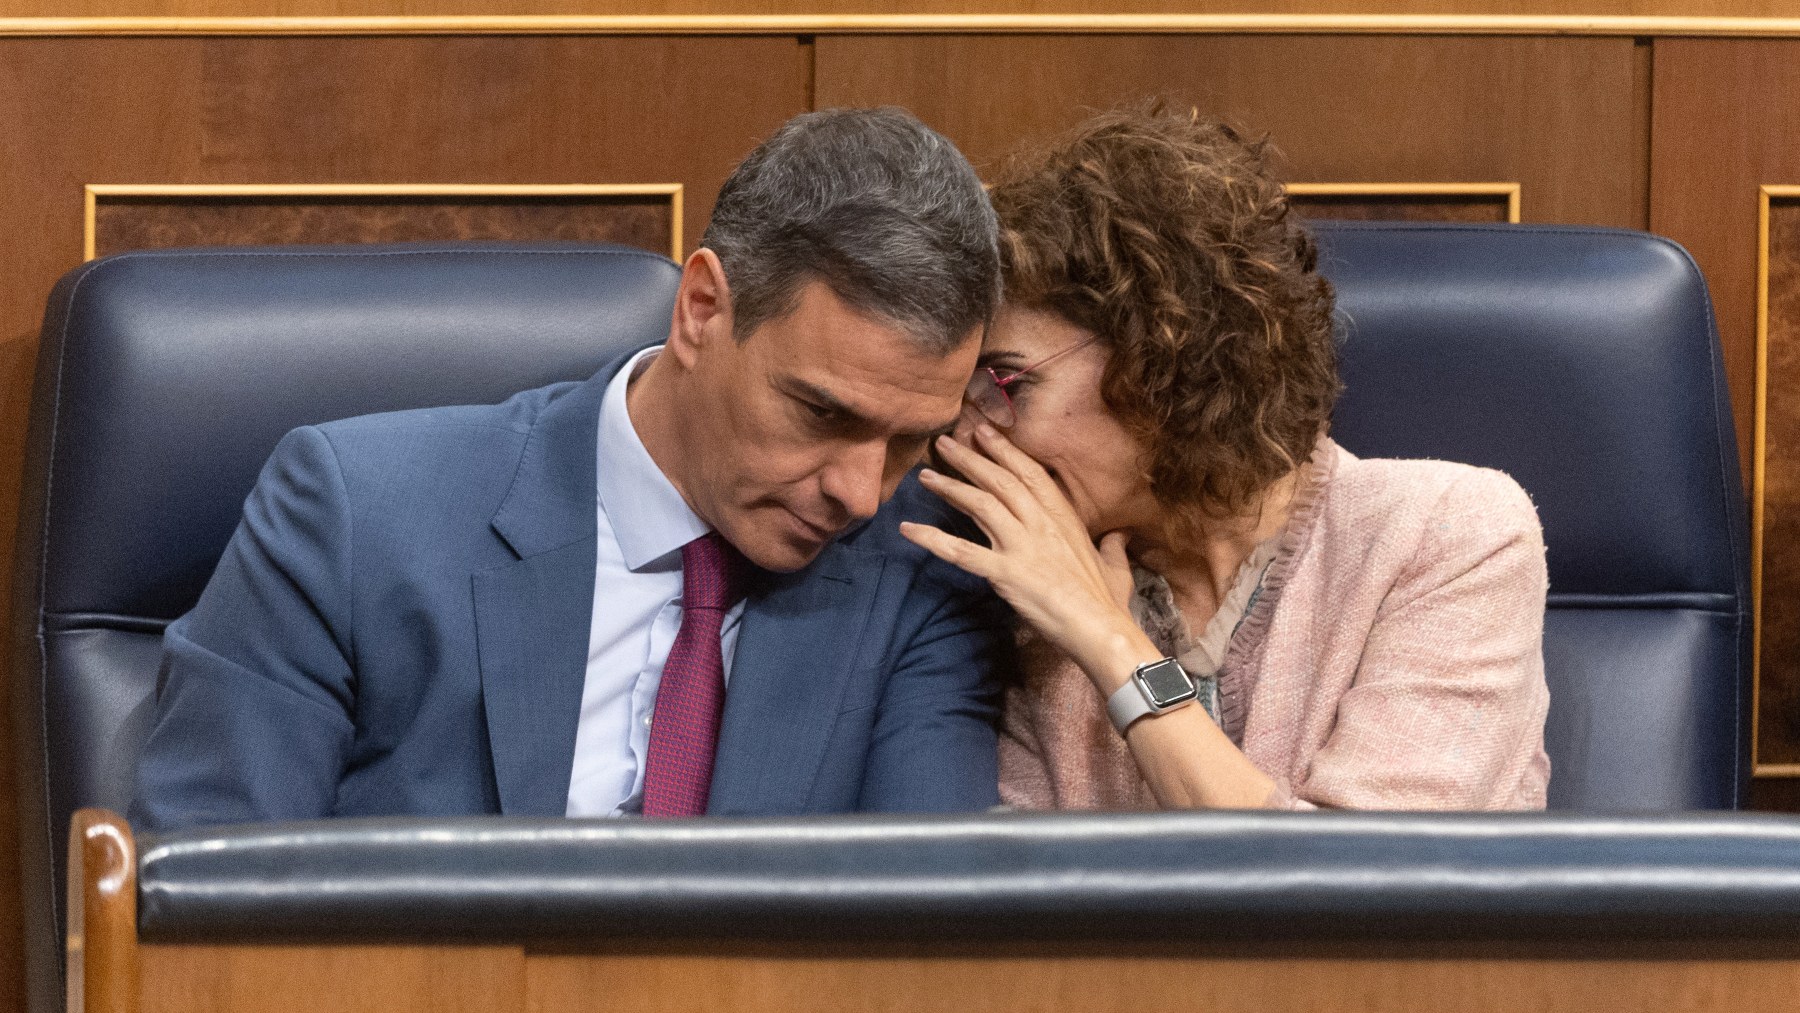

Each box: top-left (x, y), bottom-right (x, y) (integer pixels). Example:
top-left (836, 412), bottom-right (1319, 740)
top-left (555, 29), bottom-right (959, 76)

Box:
top-left (19, 14), bottom-right (1800, 38)
top-left (84, 182), bottom-right (685, 262)
top-left (1751, 184), bottom-right (1800, 778)
top-left (1288, 182), bottom-right (1521, 222)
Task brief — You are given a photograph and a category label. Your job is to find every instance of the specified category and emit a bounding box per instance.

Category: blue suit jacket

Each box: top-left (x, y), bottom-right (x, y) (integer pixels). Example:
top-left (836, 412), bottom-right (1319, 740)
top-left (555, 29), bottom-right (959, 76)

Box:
top-left (130, 353), bottom-right (1007, 832)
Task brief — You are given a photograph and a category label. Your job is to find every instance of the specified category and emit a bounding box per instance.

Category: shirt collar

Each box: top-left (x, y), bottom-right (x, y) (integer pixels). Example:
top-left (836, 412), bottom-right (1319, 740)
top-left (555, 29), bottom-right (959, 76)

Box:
top-left (596, 345), bottom-right (711, 572)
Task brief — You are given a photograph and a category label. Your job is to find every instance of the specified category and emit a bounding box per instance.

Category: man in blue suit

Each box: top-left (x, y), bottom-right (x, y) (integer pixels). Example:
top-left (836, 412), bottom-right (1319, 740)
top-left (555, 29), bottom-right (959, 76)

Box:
top-left (130, 107), bottom-right (1009, 831)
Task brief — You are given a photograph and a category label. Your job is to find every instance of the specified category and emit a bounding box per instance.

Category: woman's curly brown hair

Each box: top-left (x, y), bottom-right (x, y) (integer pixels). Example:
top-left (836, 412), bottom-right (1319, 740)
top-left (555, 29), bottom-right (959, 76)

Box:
top-left (989, 104), bottom-right (1339, 524)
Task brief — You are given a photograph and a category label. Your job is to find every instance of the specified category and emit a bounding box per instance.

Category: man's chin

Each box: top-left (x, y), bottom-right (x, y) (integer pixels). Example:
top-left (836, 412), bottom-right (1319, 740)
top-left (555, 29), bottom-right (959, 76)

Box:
top-left (717, 503), bottom-right (851, 573)
top-left (718, 518), bottom-right (826, 573)
top-left (738, 532), bottom-right (827, 573)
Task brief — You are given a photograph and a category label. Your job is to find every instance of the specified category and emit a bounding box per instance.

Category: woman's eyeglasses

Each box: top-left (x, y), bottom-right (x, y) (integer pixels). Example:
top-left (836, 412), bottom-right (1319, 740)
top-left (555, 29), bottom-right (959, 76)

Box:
top-left (963, 336), bottom-right (1099, 428)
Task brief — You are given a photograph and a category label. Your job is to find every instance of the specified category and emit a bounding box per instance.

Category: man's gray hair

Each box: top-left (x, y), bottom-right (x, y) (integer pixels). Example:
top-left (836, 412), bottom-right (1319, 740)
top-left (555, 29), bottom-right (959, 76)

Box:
top-left (701, 107), bottom-right (1001, 356)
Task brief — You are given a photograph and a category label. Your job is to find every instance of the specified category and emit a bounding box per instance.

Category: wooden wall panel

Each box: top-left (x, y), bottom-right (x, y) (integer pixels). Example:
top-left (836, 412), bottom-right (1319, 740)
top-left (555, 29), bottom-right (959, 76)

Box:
top-left (813, 34), bottom-right (1645, 230)
top-left (0, 33), bottom-right (807, 1010)
top-left (1650, 39), bottom-right (1783, 484)
top-left (1649, 39), bottom-right (1800, 777)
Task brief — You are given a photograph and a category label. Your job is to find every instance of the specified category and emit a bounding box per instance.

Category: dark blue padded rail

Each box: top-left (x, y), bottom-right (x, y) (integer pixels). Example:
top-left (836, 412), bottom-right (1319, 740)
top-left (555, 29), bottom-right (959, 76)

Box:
top-left (137, 811), bottom-right (1800, 943)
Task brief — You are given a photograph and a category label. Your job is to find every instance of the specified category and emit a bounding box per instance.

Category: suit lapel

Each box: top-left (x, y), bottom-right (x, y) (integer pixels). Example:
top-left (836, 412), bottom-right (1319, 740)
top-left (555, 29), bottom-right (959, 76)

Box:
top-left (708, 543), bottom-right (884, 814)
top-left (473, 355), bottom-right (630, 817)
top-left (472, 542), bottom-right (596, 816)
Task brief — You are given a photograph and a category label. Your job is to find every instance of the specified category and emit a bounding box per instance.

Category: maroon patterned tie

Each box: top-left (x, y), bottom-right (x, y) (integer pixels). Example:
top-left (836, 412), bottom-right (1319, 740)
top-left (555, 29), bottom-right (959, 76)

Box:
top-left (642, 532), bottom-right (744, 817)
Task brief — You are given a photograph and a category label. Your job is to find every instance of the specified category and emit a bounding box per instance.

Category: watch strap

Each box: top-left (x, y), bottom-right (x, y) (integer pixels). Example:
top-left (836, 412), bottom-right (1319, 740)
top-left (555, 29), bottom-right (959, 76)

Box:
top-left (1106, 657), bottom-right (1199, 734)
top-left (1106, 677), bottom-right (1155, 734)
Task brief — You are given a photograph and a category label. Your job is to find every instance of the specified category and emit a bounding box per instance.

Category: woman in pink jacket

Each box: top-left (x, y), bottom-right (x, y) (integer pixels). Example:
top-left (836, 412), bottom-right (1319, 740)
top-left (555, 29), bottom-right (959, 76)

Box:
top-left (901, 107), bottom-right (1551, 811)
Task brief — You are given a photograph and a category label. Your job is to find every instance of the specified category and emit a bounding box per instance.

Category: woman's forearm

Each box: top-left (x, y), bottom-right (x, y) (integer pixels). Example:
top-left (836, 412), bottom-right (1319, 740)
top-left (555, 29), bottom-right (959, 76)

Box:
top-left (1122, 706), bottom-right (1277, 809)
top-left (1068, 616), bottom-right (1279, 810)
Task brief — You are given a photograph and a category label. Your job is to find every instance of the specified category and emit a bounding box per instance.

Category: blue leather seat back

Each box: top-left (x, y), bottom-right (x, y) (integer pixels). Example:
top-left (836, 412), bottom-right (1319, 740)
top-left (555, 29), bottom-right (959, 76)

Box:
top-left (11, 243), bottom-right (681, 1013)
top-left (1313, 222), bottom-right (1751, 812)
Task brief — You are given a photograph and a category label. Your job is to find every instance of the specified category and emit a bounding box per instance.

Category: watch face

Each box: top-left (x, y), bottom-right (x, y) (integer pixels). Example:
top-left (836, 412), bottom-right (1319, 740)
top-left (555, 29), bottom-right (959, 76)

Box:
top-left (1138, 659), bottom-right (1197, 708)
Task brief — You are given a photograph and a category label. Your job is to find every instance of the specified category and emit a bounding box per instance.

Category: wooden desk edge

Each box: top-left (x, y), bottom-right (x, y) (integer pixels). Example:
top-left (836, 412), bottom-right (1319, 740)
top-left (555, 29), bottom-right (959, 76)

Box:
top-left (68, 808), bottom-right (139, 1013)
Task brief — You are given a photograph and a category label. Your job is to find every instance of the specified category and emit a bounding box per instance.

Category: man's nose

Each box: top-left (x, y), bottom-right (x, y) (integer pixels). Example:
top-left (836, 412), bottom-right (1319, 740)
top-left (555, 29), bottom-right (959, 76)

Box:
top-left (820, 441), bottom-right (887, 523)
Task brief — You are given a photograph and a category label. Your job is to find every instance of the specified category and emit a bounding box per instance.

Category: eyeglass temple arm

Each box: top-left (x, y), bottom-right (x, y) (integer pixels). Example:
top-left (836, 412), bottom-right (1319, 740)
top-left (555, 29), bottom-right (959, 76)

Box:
top-left (994, 334), bottom-right (1102, 386)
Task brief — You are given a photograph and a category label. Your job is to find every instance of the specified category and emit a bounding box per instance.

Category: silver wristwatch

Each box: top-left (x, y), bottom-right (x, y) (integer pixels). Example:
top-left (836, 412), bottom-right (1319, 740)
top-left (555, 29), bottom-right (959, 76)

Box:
top-left (1105, 657), bottom-right (1198, 734)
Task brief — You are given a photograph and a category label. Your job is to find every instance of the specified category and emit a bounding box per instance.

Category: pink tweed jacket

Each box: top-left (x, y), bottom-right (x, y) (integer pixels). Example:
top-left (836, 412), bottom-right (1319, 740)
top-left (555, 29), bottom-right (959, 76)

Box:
top-left (998, 439), bottom-right (1552, 811)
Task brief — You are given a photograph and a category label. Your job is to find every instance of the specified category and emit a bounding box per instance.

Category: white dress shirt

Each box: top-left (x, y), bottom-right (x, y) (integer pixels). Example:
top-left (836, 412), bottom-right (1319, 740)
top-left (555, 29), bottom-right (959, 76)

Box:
top-left (565, 346), bottom-right (745, 817)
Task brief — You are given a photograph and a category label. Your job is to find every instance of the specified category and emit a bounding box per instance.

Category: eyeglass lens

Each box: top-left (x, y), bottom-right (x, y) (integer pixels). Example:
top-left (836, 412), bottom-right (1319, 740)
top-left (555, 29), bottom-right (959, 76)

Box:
top-left (964, 369), bottom-right (1015, 427)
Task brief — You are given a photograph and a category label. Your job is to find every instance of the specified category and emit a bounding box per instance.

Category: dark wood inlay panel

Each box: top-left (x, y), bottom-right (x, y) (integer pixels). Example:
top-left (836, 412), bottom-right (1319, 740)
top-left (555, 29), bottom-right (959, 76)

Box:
top-left (1760, 197), bottom-right (1800, 766)
top-left (1750, 775), bottom-right (1800, 812)
top-left (1292, 193), bottom-right (1511, 223)
top-left (92, 194), bottom-right (675, 260)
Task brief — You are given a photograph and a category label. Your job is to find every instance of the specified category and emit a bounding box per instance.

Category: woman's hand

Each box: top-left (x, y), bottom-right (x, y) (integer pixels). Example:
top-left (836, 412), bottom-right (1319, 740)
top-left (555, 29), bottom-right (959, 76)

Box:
top-left (907, 424), bottom-right (1280, 810)
top-left (900, 424), bottom-right (1154, 692)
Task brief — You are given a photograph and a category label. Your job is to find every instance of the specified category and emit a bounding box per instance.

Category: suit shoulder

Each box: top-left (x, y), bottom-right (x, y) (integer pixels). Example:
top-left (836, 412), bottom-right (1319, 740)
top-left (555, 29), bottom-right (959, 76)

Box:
top-left (831, 471), bottom-right (992, 598)
top-left (313, 379), bottom-right (579, 447)
top-left (278, 380), bottom-right (586, 513)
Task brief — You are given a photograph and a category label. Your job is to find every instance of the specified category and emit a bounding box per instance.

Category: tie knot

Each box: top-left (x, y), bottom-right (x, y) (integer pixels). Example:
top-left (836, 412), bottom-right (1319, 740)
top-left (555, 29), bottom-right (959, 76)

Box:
top-left (681, 532), bottom-right (745, 612)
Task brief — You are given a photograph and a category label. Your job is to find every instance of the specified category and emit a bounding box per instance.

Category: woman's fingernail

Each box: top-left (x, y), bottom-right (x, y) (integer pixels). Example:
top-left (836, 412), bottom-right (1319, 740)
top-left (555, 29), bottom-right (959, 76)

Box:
top-left (977, 423), bottom-right (998, 439)
top-left (920, 468), bottom-right (939, 481)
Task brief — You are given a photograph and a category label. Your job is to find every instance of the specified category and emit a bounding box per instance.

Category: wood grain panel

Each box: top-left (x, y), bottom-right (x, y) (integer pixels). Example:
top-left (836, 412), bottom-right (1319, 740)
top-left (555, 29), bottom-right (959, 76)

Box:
top-left (814, 34), bottom-right (1644, 231)
top-left (1650, 39), bottom-right (1788, 486)
top-left (523, 946), bottom-right (1800, 1012)
top-left (91, 191), bottom-right (676, 260)
top-left (142, 945), bottom-right (526, 1013)
top-left (120, 939), bottom-right (1800, 1013)
top-left (0, 33), bottom-right (806, 1011)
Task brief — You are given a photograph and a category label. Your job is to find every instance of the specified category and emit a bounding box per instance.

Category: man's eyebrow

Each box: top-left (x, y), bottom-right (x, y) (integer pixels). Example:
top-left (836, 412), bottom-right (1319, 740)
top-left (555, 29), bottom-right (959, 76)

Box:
top-left (779, 376), bottom-right (958, 440)
top-left (779, 377), bottom-right (864, 423)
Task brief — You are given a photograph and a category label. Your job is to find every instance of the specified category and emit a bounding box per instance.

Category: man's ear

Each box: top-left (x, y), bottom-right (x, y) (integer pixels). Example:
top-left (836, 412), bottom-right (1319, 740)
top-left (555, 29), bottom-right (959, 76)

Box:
top-left (667, 248), bottom-right (733, 369)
